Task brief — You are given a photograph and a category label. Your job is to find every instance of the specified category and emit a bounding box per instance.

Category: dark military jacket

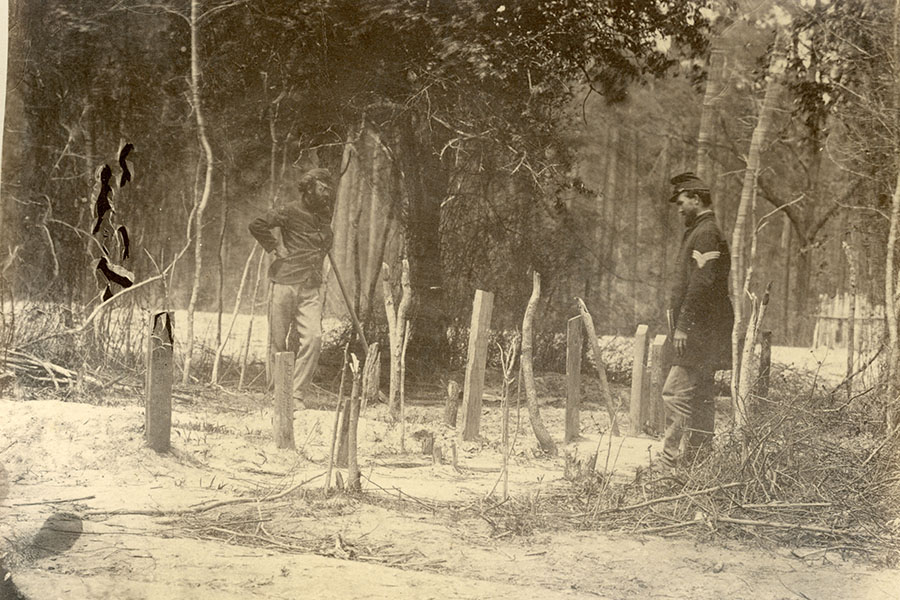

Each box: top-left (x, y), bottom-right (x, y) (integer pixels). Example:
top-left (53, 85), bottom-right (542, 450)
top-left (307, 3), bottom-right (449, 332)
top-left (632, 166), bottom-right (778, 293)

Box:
top-left (248, 199), bottom-right (333, 286)
top-left (669, 211), bottom-right (734, 369)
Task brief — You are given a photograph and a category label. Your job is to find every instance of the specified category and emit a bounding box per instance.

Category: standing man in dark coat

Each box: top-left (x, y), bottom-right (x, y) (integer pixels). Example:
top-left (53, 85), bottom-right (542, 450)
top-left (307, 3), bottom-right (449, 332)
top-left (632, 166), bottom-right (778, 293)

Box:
top-left (249, 167), bottom-right (334, 404)
top-left (660, 172), bottom-right (734, 469)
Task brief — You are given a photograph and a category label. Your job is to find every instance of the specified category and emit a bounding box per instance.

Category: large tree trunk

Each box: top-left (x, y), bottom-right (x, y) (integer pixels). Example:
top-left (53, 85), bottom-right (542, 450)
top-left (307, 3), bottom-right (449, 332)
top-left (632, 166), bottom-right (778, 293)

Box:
top-left (398, 120), bottom-right (449, 368)
top-left (182, 0), bottom-right (215, 385)
top-left (521, 271), bottom-right (557, 456)
top-left (730, 30), bottom-right (786, 410)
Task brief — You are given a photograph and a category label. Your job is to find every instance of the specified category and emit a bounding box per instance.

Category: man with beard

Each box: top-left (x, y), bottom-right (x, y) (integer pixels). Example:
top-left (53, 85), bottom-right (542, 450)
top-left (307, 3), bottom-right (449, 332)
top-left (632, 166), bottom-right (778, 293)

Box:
top-left (660, 172), bottom-right (734, 469)
top-left (249, 167), bottom-right (334, 405)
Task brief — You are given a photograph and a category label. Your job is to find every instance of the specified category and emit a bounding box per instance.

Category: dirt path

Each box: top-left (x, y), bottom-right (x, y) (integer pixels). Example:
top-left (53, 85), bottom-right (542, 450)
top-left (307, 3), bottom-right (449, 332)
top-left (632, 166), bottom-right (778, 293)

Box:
top-left (2, 396), bottom-right (898, 599)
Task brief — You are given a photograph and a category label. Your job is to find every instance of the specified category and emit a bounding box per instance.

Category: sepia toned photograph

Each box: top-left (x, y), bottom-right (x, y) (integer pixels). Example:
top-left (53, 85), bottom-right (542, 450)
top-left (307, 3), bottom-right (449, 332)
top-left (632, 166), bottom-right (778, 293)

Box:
top-left (1, 0), bottom-right (899, 598)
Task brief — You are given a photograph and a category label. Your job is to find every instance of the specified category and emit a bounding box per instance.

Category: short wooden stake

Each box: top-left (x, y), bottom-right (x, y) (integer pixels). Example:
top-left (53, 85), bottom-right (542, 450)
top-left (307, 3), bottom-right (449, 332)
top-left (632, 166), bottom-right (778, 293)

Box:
top-left (629, 324), bottom-right (650, 436)
top-left (145, 311), bottom-right (174, 452)
top-left (444, 380), bottom-right (461, 427)
top-left (273, 351), bottom-right (295, 449)
top-left (757, 330), bottom-right (772, 398)
top-left (648, 335), bottom-right (670, 435)
top-left (565, 315), bottom-right (583, 443)
top-left (460, 290), bottom-right (494, 441)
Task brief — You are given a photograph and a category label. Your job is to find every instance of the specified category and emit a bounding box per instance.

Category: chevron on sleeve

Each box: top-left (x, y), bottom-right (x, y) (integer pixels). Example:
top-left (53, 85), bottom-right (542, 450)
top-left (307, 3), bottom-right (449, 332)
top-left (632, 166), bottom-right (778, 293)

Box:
top-left (692, 249), bottom-right (721, 268)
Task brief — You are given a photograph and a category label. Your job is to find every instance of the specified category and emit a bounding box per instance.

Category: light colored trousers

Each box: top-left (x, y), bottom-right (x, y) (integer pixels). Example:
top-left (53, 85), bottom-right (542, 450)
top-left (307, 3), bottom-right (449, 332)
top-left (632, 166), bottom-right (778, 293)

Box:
top-left (660, 365), bottom-right (716, 468)
top-left (268, 282), bottom-right (322, 399)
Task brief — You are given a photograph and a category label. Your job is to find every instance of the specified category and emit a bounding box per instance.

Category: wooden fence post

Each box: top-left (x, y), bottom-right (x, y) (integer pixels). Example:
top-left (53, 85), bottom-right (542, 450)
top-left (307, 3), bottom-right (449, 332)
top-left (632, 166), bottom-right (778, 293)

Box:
top-left (145, 311), bottom-right (174, 452)
top-left (273, 351), bottom-right (295, 449)
top-left (648, 335), bottom-right (670, 435)
top-left (757, 330), bottom-right (772, 398)
top-left (565, 315), bottom-right (583, 443)
top-left (629, 324), bottom-right (649, 436)
top-left (444, 380), bottom-right (461, 427)
top-left (460, 290), bottom-right (494, 441)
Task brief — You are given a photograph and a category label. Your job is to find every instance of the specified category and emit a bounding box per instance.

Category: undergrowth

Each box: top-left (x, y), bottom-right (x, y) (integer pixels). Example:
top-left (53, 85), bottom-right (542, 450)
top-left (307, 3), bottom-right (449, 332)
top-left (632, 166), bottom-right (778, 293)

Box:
top-left (478, 367), bottom-right (900, 565)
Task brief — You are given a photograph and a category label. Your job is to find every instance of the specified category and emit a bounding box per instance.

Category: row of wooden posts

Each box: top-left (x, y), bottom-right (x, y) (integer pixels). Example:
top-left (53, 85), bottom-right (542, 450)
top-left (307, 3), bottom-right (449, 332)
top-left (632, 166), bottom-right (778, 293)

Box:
top-left (452, 290), bottom-right (773, 442)
top-left (143, 294), bottom-right (774, 454)
top-left (144, 310), bottom-right (301, 453)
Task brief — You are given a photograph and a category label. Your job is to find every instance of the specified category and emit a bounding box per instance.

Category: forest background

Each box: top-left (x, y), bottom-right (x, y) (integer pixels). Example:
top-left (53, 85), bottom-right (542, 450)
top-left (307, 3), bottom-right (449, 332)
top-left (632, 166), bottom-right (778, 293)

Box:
top-left (1, 0), bottom-right (898, 402)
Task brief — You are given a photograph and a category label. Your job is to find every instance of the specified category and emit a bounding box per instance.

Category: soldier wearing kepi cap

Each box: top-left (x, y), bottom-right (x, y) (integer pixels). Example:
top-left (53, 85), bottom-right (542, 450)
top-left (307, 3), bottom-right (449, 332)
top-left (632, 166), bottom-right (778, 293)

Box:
top-left (660, 172), bottom-right (734, 469)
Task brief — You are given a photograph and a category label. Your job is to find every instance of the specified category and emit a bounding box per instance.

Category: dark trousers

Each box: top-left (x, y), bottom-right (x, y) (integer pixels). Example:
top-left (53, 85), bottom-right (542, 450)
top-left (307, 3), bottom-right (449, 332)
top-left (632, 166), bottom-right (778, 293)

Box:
top-left (660, 365), bottom-right (716, 468)
top-left (268, 282), bottom-right (322, 399)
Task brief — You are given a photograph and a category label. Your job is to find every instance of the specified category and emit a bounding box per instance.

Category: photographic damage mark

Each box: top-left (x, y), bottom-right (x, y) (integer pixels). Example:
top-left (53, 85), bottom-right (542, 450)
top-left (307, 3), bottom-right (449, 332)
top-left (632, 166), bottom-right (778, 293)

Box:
top-left (92, 143), bottom-right (136, 301)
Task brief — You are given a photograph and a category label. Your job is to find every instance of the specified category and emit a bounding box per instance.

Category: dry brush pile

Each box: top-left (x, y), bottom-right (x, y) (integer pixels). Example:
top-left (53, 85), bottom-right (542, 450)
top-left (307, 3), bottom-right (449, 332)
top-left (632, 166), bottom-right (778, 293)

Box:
top-left (480, 367), bottom-right (900, 563)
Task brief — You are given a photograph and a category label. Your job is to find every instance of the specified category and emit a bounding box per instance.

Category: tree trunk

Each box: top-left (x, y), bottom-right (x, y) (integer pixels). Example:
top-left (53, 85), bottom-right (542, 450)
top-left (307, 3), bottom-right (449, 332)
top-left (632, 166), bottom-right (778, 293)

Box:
top-left (346, 358), bottom-right (363, 491)
top-left (887, 0), bottom-right (900, 426)
top-left (521, 271), bottom-right (557, 456)
top-left (731, 30), bottom-right (786, 408)
top-left (210, 245), bottom-right (257, 383)
top-left (630, 129), bottom-right (639, 326)
top-left (215, 190), bottom-right (227, 357)
top-left (383, 259), bottom-right (411, 420)
top-left (398, 122), bottom-right (449, 367)
top-left (696, 42), bottom-right (726, 222)
top-left (843, 241), bottom-right (858, 401)
top-left (182, 0), bottom-right (215, 385)
top-left (781, 215), bottom-right (792, 343)
top-left (238, 250), bottom-right (265, 390)
top-left (602, 127), bottom-right (619, 325)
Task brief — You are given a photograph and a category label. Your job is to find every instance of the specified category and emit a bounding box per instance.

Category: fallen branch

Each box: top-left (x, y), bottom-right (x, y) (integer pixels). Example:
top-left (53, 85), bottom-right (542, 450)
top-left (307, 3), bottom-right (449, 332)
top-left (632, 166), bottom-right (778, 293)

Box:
top-left (636, 520), bottom-right (699, 535)
top-left (715, 516), bottom-right (851, 536)
top-left (14, 495), bottom-right (96, 506)
top-left (86, 472), bottom-right (324, 517)
top-left (600, 482), bottom-right (745, 515)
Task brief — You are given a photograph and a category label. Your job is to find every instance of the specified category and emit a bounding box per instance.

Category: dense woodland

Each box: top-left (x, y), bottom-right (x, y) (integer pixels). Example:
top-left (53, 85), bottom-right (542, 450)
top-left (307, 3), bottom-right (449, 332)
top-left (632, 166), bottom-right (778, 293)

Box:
top-left (1, 0), bottom-right (899, 402)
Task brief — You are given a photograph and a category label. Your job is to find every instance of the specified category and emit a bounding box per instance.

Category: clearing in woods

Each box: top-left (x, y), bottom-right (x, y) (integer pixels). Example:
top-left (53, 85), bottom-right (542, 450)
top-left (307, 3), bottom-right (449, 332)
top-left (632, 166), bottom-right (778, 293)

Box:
top-left (1, 362), bottom-right (898, 600)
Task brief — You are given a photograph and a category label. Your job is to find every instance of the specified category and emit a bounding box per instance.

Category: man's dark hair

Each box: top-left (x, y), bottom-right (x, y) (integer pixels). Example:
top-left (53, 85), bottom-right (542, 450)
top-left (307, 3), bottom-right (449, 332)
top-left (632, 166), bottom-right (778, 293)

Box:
top-left (686, 189), bottom-right (712, 206)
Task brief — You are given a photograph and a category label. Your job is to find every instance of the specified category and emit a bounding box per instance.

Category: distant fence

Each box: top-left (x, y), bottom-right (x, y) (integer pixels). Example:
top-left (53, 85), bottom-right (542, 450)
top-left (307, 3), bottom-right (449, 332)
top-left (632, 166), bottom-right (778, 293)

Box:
top-left (813, 293), bottom-right (886, 385)
top-left (813, 294), bottom-right (885, 349)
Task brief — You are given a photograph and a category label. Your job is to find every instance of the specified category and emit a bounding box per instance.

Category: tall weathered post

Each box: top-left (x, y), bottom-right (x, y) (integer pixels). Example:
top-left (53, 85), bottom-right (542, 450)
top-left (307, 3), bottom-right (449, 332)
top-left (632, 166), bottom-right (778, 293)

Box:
top-left (648, 335), bottom-right (670, 435)
top-left (629, 324), bottom-right (650, 435)
top-left (273, 351), bottom-right (295, 449)
top-left (460, 290), bottom-right (494, 441)
top-left (145, 311), bottom-right (174, 452)
top-left (565, 315), bottom-right (583, 443)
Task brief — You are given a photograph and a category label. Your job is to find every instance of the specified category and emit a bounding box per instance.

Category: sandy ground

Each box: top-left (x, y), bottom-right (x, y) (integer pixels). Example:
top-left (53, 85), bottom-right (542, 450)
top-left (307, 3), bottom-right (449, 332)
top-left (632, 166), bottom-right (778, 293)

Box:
top-left (2, 376), bottom-right (898, 600)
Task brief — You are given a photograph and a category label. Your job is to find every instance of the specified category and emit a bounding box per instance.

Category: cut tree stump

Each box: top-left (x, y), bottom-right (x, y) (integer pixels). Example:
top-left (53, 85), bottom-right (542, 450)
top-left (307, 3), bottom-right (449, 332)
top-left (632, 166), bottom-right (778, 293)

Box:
top-left (629, 324), bottom-right (650, 436)
top-left (460, 290), bottom-right (494, 441)
top-left (145, 311), bottom-right (174, 452)
top-left (273, 351), bottom-right (295, 449)
top-left (565, 315), bottom-right (583, 443)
